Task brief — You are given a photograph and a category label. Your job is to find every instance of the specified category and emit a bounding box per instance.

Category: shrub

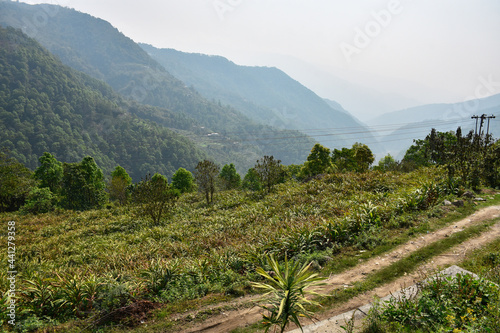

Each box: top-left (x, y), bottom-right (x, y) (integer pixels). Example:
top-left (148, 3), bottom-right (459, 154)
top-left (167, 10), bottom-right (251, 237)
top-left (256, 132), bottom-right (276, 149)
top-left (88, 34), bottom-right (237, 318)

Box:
top-left (20, 187), bottom-right (55, 214)
top-left (252, 255), bottom-right (326, 333)
top-left (242, 167), bottom-right (262, 191)
top-left (133, 173), bottom-right (179, 224)
top-left (171, 167), bottom-right (195, 193)
top-left (364, 273), bottom-right (500, 332)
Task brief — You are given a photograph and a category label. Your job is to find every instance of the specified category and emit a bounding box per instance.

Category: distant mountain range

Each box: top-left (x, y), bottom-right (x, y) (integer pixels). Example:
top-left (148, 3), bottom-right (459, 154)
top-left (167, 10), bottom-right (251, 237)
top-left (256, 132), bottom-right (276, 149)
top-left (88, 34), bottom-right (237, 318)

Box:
top-left (1, 0), bottom-right (497, 170)
top-left (367, 94), bottom-right (500, 159)
top-left (0, 1), bottom-right (319, 173)
top-left (0, 26), bottom-right (205, 180)
top-left (140, 44), bottom-right (380, 151)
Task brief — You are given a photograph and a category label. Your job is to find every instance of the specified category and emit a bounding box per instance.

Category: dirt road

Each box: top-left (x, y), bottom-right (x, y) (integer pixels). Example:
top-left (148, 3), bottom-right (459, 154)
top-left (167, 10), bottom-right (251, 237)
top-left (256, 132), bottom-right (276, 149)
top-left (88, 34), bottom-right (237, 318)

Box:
top-left (180, 205), bottom-right (500, 333)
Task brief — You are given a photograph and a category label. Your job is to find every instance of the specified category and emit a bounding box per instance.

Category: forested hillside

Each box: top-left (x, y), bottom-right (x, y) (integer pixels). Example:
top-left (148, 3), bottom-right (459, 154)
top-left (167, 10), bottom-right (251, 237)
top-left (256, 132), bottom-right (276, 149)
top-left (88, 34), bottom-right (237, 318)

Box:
top-left (0, 26), bottom-right (205, 180)
top-left (140, 44), bottom-right (381, 151)
top-left (0, 1), bottom-right (315, 168)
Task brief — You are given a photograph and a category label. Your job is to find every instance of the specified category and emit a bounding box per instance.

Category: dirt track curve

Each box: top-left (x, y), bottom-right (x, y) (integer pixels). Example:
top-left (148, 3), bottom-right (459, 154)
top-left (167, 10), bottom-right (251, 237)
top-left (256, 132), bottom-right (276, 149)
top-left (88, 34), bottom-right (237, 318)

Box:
top-left (178, 204), bottom-right (500, 333)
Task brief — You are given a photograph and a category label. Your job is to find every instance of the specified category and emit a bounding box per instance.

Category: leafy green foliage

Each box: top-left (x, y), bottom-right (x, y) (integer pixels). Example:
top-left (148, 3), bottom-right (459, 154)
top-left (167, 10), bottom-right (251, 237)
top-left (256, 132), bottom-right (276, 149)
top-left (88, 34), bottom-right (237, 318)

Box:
top-left (0, 26), bottom-right (205, 181)
top-left (132, 173), bottom-right (180, 224)
top-left (374, 154), bottom-right (398, 172)
top-left (332, 142), bottom-right (374, 173)
top-left (332, 147), bottom-right (357, 172)
top-left (220, 163), bottom-right (241, 190)
top-left (108, 166), bottom-right (132, 205)
top-left (195, 160), bottom-right (220, 204)
top-left (0, 149), bottom-right (35, 212)
top-left (366, 273), bottom-right (500, 332)
top-left (33, 152), bottom-right (63, 193)
top-left (352, 142), bottom-right (375, 172)
top-left (403, 127), bottom-right (500, 189)
top-left (61, 156), bottom-right (107, 210)
top-left (20, 187), bottom-right (55, 214)
top-left (0, 4), bottom-right (314, 170)
top-left (242, 167), bottom-right (262, 191)
top-left (255, 155), bottom-right (283, 193)
top-left (141, 258), bottom-right (179, 295)
top-left (302, 143), bottom-right (333, 177)
top-left (252, 255), bottom-right (326, 333)
top-left (171, 167), bottom-right (195, 193)
top-left (0, 161), bottom-right (473, 331)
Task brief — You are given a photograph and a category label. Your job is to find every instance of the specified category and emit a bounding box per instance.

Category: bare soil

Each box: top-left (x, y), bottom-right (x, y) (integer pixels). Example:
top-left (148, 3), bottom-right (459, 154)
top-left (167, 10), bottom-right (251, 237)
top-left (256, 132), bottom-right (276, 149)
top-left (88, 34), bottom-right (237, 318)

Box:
top-left (177, 205), bottom-right (500, 333)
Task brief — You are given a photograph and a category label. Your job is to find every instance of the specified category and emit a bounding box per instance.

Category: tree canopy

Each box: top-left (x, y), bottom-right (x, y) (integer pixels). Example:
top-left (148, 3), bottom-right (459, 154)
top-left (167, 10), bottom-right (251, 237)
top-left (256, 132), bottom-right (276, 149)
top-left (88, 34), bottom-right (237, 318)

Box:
top-left (195, 160), bottom-right (220, 204)
top-left (171, 167), bottom-right (195, 193)
top-left (61, 156), bottom-right (107, 210)
top-left (219, 163), bottom-right (241, 190)
top-left (332, 143), bottom-right (374, 173)
top-left (255, 155), bottom-right (283, 193)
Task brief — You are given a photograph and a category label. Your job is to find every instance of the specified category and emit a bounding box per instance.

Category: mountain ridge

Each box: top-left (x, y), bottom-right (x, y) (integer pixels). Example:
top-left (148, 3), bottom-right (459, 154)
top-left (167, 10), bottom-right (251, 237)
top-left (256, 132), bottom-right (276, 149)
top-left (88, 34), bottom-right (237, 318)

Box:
top-left (0, 26), bottom-right (205, 180)
top-left (140, 43), bottom-right (382, 152)
top-left (0, 1), bottom-right (315, 170)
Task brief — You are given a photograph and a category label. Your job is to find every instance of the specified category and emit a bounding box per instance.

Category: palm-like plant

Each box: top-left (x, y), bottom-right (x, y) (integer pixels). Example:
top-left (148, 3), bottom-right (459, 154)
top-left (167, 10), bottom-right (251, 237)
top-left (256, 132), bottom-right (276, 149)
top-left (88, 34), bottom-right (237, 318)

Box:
top-left (252, 255), bottom-right (326, 333)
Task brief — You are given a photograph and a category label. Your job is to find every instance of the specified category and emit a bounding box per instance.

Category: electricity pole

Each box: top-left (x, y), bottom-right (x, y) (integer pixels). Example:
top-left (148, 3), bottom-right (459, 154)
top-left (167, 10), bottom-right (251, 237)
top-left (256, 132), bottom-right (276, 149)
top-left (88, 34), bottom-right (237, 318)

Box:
top-left (486, 115), bottom-right (496, 136)
top-left (471, 114), bottom-right (496, 136)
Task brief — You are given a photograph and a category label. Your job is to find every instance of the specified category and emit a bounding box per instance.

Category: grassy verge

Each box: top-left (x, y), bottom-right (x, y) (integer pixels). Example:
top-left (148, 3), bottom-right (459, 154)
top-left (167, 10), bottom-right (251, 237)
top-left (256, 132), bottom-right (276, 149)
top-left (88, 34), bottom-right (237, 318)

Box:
top-left (322, 218), bottom-right (497, 308)
top-left (2, 168), bottom-right (498, 333)
top-left (231, 194), bottom-right (500, 333)
top-left (356, 220), bottom-right (500, 332)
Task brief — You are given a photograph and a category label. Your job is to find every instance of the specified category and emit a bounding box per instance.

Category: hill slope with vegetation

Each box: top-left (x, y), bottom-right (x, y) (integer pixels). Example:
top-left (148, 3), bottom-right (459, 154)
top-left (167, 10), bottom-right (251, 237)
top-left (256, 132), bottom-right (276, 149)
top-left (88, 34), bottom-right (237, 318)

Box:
top-left (140, 44), bottom-right (381, 151)
top-left (0, 26), bottom-right (205, 180)
top-left (0, 1), bottom-right (315, 169)
top-left (0, 121), bottom-right (499, 331)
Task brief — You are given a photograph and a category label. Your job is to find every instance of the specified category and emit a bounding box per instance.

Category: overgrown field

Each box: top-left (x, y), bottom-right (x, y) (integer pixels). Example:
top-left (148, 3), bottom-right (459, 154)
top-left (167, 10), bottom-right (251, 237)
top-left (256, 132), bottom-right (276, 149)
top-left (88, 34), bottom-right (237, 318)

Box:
top-left (0, 167), bottom-right (488, 331)
top-left (361, 233), bottom-right (500, 333)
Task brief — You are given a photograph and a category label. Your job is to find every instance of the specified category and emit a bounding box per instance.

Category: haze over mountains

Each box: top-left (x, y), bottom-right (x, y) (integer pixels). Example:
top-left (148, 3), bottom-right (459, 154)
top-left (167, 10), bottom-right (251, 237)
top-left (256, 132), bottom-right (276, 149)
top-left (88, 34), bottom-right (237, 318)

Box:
top-left (140, 44), bottom-right (381, 151)
top-left (0, 1), bottom-right (319, 174)
top-left (0, 26), bottom-right (205, 180)
top-left (369, 94), bottom-right (500, 159)
top-left (0, 0), bottom-right (499, 172)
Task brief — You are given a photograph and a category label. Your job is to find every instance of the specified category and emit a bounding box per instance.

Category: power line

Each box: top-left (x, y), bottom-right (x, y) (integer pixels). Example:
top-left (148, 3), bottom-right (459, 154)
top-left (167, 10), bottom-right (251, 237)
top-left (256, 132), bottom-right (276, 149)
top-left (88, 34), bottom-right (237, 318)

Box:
top-left (214, 118), bottom-right (468, 143)
top-left (218, 116), bottom-right (471, 137)
top-left (472, 114), bottom-right (496, 136)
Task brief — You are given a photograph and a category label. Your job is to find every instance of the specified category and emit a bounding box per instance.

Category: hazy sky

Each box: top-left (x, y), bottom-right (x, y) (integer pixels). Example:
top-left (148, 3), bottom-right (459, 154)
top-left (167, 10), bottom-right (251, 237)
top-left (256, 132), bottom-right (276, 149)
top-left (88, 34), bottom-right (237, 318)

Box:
top-left (19, 0), bottom-right (500, 117)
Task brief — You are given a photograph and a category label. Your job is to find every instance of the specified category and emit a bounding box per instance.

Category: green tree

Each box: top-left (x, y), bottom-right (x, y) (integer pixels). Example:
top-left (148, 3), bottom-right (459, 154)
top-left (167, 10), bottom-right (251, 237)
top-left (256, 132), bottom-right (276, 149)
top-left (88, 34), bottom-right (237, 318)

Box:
top-left (108, 165), bottom-right (132, 205)
top-left (332, 143), bottom-right (374, 173)
top-left (402, 127), bottom-right (495, 189)
top-left (255, 156), bottom-right (283, 193)
top-left (61, 156), bottom-right (107, 210)
top-left (242, 168), bottom-right (262, 191)
top-left (483, 140), bottom-right (500, 187)
top-left (252, 255), bottom-right (326, 333)
top-left (20, 187), bottom-right (55, 214)
top-left (302, 143), bottom-right (332, 177)
top-left (132, 173), bottom-right (179, 224)
top-left (33, 152), bottom-right (63, 193)
top-left (171, 167), bottom-right (195, 193)
top-left (0, 149), bottom-right (35, 212)
top-left (402, 129), bottom-right (457, 167)
top-left (219, 163), bottom-right (241, 190)
top-left (285, 164), bottom-right (303, 180)
top-left (375, 154), bottom-right (398, 172)
top-left (352, 142), bottom-right (374, 172)
top-left (332, 147), bottom-right (356, 172)
top-left (195, 160), bottom-right (220, 204)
